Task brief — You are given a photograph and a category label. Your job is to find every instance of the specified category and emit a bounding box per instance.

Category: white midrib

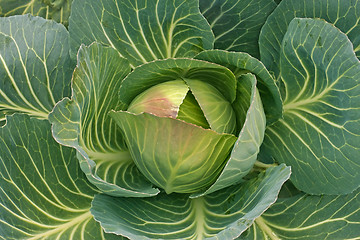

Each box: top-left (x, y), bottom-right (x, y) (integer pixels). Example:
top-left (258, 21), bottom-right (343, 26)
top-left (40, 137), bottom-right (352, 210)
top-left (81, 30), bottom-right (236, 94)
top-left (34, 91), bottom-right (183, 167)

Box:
top-left (28, 211), bottom-right (93, 240)
top-left (192, 198), bottom-right (206, 240)
top-left (255, 216), bottom-right (281, 240)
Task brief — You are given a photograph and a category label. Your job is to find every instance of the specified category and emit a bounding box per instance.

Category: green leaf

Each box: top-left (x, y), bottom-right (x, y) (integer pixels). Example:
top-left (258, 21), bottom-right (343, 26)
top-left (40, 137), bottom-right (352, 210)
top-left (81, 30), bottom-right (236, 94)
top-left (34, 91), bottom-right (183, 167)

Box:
top-left (0, 114), bottom-right (122, 239)
top-left (0, 0), bottom-right (73, 26)
top-left (91, 165), bottom-right (291, 239)
top-left (195, 50), bottom-right (282, 124)
top-left (184, 78), bottom-right (237, 134)
top-left (109, 111), bottom-right (237, 194)
top-left (262, 18), bottom-right (360, 195)
top-left (259, 0), bottom-right (360, 80)
top-left (0, 15), bottom-right (73, 124)
top-left (69, 0), bottom-right (214, 66)
top-left (199, 0), bottom-right (277, 58)
top-left (119, 58), bottom-right (237, 106)
top-left (191, 74), bottom-right (266, 197)
top-left (49, 43), bottom-right (159, 197)
top-left (240, 188), bottom-right (360, 240)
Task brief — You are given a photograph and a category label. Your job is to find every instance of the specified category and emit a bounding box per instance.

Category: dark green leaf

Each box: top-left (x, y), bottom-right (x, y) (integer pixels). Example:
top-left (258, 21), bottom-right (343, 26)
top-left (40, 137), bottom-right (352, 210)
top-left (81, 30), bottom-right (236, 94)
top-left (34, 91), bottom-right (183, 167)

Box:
top-left (91, 165), bottom-right (291, 239)
top-left (69, 0), bottom-right (214, 66)
top-left (0, 114), bottom-right (122, 239)
top-left (259, 0), bottom-right (360, 80)
top-left (0, 15), bottom-right (73, 123)
top-left (0, 0), bottom-right (73, 26)
top-left (241, 188), bottom-right (360, 239)
top-left (263, 18), bottom-right (360, 195)
top-left (49, 43), bottom-right (159, 197)
top-left (199, 0), bottom-right (277, 58)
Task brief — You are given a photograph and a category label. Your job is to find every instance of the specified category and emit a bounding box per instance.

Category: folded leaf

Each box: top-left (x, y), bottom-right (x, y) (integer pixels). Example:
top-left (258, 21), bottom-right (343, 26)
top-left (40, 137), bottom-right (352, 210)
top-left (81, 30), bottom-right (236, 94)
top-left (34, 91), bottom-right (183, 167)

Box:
top-left (49, 43), bottom-right (159, 197)
top-left (191, 74), bottom-right (266, 197)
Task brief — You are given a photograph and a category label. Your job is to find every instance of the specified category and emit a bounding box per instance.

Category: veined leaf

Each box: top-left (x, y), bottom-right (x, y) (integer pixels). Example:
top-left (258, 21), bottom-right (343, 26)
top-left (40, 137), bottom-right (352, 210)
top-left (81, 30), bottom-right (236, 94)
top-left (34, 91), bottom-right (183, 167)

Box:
top-left (49, 43), bottom-right (159, 197)
top-left (259, 0), bottom-right (360, 80)
top-left (195, 50), bottom-right (282, 124)
top-left (0, 114), bottom-right (122, 240)
top-left (191, 74), bottom-right (266, 197)
top-left (263, 18), bottom-right (360, 195)
top-left (91, 165), bottom-right (291, 240)
top-left (69, 0), bottom-right (214, 66)
top-left (240, 188), bottom-right (360, 240)
top-left (0, 0), bottom-right (73, 26)
top-left (0, 15), bottom-right (73, 124)
top-left (199, 0), bottom-right (277, 58)
top-left (109, 111), bottom-right (238, 194)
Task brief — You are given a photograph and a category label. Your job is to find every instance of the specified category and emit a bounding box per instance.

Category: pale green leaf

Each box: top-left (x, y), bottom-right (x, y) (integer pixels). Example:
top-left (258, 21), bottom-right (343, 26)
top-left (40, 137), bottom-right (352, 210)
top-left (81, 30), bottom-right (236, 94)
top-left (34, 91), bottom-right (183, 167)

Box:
top-left (195, 50), bottom-right (282, 124)
top-left (259, 0), bottom-right (360, 80)
top-left (69, 0), bottom-right (214, 66)
top-left (119, 58), bottom-right (237, 107)
top-left (184, 78), bottom-right (237, 134)
top-left (240, 188), bottom-right (360, 240)
top-left (49, 43), bottom-right (159, 197)
top-left (91, 165), bottom-right (291, 240)
top-left (199, 0), bottom-right (277, 58)
top-left (262, 18), bottom-right (360, 195)
top-left (0, 114), bottom-right (123, 240)
top-left (0, 0), bottom-right (73, 26)
top-left (191, 74), bottom-right (266, 197)
top-left (109, 111), bottom-right (237, 194)
top-left (0, 15), bottom-right (73, 124)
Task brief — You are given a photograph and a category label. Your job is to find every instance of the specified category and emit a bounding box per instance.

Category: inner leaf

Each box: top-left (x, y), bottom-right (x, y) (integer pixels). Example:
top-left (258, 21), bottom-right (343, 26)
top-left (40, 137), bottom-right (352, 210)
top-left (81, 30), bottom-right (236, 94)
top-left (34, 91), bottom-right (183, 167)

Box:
top-left (177, 91), bottom-right (210, 129)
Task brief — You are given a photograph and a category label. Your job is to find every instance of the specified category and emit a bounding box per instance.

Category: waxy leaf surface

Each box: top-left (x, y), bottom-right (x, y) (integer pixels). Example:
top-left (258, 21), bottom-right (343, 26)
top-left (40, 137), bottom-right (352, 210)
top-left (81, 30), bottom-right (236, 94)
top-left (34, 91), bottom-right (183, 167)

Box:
top-left (0, 0), bottom-right (73, 26)
top-left (199, 0), bottom-right (277, 58)
top-left (262, 18), bottom-right (360, 195)
top-left (49, 43), bottom-right (158, 197)
top-left (69, 0), bottom-right (214, 66)
top-left (0, 15), bottom-right (72, 124)
top-left (91, 165), bottom-right (291, 240)
top-left (260, 0), bottom-right (360, 79)
top-left (240, 188), bottom-right (360, 239)
top-left (0, 114), bottom-right (122, 240)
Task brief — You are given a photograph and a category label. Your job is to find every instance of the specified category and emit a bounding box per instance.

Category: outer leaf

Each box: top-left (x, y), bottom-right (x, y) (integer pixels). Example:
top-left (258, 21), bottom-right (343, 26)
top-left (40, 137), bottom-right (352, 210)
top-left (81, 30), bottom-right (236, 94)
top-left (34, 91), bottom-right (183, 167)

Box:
top-left (119, 58), bottom-right (237, 106)
top-left (263, 18), bottom-right (360, 195)
top-left (191, 74), bottom-right (266, 197)
top-left (259, 0), bottom-right (360, 79)
top-left (199, 0), bottom-right (277, 58)
top-left (0, 114), bottom-right (122, 240)
top-left (0, 15), bottom-right (72, 124)
top-left (69, 0), bottom-right (214, 66)
top-left (195, 50), bottom-right (282, 124)
top-left (91, 165), bottom-right (291, 240)
top-left (0, 0), bottom-right (73, 26)
top-left (109, 111), bottom-right (237, 194)
top-left (240, 188), bottom-right (360, 240)
top-left (49, 43), bottom-right (159, 197)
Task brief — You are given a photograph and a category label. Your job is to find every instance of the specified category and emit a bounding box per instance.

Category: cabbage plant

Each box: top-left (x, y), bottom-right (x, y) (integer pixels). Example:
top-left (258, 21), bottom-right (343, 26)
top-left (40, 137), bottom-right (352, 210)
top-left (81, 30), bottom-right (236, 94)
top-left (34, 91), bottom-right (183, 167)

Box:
top-left (0, 0), bottom-right (359, 239)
